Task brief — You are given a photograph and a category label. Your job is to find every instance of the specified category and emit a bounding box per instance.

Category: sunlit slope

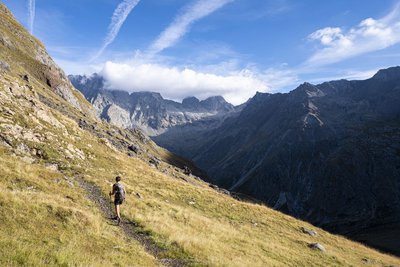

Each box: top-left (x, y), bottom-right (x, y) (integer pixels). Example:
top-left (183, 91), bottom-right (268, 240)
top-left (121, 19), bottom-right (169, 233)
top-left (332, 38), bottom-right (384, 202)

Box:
top-left (0, 147), bottom-right (157, 266)
top-left (0, 3), bottom-right (399, 266)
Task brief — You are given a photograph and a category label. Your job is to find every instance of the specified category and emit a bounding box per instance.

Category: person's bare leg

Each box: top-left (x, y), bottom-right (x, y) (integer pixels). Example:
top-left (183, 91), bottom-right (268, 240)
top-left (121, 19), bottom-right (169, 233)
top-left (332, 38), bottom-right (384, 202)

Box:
top-left (116, 204), bottom-right (121, 219)
top-left (114, 204), bottom-right (118, 219)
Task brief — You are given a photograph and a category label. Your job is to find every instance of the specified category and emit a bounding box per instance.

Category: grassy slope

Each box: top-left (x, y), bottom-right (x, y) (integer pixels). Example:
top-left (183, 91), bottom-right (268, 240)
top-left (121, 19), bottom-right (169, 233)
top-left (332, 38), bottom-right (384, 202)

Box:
top-left (0, 147), bottom-right (157, 267)
top-left (0, 3), bottom-right (399, 266)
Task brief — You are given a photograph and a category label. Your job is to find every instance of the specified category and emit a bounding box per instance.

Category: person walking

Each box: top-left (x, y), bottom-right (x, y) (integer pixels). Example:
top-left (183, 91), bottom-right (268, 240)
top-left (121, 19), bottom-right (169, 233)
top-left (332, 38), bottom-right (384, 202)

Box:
top-left (109, 176), bottom-right (126, 225)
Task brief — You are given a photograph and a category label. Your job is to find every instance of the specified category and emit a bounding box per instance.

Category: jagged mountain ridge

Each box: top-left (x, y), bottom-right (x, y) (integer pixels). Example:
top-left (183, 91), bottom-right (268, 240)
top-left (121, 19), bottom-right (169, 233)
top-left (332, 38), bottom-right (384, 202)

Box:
top-left (69, 74), bottom-right (236, 136)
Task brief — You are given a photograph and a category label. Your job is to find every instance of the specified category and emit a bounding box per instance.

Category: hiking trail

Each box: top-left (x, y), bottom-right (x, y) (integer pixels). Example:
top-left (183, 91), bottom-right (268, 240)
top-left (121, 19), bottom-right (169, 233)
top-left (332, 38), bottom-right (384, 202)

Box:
top-left (75, 177), bottom-right (196, 267)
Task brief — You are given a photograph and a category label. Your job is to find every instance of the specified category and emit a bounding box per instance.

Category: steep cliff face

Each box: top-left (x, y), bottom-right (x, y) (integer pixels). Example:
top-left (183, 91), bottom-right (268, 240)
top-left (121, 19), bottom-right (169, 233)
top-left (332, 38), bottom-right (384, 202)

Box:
top-left (69, 74), bottom-right (236, 136)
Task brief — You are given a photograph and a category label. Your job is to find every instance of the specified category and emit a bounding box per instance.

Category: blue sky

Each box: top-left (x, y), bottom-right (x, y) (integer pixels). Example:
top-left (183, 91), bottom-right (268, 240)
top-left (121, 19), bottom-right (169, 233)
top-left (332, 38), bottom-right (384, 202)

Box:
top-left (2, 0), bottom-right (400, 104)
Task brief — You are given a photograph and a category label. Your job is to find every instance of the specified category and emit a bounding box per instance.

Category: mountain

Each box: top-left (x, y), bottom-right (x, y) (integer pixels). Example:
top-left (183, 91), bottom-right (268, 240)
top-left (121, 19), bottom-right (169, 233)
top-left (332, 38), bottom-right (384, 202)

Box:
top-left (4, 3), bottom-right (399, 266)
top-left (157, 68), bottom-right (400, 255)
top-left (69, 74), bottom-right (236, 136)
top-left (69, 63), bottom-right (400, 255)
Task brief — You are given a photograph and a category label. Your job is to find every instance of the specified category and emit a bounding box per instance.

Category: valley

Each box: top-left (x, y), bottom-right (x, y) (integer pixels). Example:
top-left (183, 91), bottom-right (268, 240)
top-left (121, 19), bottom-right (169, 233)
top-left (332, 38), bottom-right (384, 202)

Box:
top-left (74, 66), bottom-right (400, 257)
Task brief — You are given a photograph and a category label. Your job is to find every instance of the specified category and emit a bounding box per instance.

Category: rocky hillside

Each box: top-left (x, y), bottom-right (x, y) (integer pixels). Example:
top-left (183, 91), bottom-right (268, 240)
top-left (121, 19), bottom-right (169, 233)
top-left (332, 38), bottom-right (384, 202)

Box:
top-left (163, 67), bottom-right (400, 255)
top-left (1, 3), bottom-right (400, 266)
top-left (69, 74), bottom-right (236, 136)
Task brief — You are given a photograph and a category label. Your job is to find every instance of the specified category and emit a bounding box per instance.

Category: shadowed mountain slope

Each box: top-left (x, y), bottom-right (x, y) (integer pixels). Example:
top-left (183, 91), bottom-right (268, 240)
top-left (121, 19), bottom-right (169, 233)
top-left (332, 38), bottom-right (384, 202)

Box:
top-left (162, 68), bottom-right (400, 255)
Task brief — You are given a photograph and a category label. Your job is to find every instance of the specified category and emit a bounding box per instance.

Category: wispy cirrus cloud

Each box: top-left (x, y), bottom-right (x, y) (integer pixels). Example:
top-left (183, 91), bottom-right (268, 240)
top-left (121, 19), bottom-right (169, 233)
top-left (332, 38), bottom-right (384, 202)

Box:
top-left (306, 3), bottom-right (400, 66)
top-left (28, 0), bottom-right (35, 34)
top-left (148, 0), bottom-right (234, 55)
top-left (91, 0), bottom-right (141, 61)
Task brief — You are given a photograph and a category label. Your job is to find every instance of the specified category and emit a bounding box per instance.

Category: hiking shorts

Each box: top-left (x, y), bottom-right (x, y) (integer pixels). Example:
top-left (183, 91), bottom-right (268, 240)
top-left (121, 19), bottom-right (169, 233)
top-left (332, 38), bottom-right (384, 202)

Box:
top-left (114, 198), bottom-right (124, 205)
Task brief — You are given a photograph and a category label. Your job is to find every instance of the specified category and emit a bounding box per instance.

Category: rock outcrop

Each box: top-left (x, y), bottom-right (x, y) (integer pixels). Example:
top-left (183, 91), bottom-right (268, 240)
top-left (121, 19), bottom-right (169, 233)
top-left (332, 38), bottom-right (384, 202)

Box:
top-left (0, 4), bottom-right (95, 116)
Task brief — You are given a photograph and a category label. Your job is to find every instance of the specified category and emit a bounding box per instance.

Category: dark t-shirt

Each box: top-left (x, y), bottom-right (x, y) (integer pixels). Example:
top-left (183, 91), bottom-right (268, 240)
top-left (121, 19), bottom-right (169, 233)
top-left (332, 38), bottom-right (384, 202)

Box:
top-left (113, 182), bottom-right (125, 201)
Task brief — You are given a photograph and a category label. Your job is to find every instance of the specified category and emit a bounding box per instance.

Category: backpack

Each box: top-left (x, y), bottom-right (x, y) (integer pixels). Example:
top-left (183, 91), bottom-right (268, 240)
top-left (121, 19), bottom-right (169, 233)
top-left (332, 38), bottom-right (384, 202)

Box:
top-left (114, 183), bottom-right (125, 200)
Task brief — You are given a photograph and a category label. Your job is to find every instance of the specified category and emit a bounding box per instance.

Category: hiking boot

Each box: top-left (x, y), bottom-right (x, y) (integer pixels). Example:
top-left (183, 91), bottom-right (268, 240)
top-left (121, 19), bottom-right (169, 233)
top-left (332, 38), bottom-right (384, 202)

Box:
top-left (117, 217), bottom-right (121, 225)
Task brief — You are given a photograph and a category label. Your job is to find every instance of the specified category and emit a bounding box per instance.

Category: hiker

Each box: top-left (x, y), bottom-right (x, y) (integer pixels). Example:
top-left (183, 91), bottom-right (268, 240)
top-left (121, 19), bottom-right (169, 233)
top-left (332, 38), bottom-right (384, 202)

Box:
top-left (109, 176), bottom-right (126, 224)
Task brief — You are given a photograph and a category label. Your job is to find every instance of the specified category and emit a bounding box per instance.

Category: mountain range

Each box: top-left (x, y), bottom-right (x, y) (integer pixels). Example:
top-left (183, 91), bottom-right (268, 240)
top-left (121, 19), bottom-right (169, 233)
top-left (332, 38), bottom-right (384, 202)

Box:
top-left (69, 74), bottom-right (236, 136)
top-left (71, 67), bottom-right (400, 256)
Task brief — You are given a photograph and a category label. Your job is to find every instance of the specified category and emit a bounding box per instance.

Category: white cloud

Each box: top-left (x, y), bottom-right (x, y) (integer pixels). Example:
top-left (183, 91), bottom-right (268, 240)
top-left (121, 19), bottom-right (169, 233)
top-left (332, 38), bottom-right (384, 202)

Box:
top-left (307, 3), bottom-right (400, 66)
top-left (101, 61), bottom-right (268, 105)
top-left (308, 27), bottom-right (346, 46)
top-left (28, 0), bottom-right (35, 34)
top-left (91, 0), bottom-right (140, 61)
top-left (148, 0), bottom-right (233, 55)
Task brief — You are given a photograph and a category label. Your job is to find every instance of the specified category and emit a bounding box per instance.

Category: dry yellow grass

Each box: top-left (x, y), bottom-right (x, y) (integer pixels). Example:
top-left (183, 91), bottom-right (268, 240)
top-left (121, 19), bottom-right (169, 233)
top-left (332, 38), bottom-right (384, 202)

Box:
top-left (0, 147), bottom-right (157, 266)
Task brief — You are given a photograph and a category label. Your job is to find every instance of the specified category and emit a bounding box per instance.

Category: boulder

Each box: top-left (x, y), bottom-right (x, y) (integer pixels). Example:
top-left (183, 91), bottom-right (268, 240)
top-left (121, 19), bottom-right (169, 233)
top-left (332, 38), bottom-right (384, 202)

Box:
top-left (308, 243), bottom-right (326, 252)
top-left (16, 143), bottom-right (30, 154)
top-left (0, 61), bottom-right (10, 72)
top-left (220, 188), bottom-right (231, 196)
top-left (149, 157), bottom-right (160, 167)
top-left (183, 166), bottom-right (192, 175)
top-left (128, 144), bottom-right (140, 154)
top-left (301, 227), bottom-right (318, 237)
top-left (21, 74), bottom-right (29, 82)
top-left (209, 184), bottom-right (219, 190)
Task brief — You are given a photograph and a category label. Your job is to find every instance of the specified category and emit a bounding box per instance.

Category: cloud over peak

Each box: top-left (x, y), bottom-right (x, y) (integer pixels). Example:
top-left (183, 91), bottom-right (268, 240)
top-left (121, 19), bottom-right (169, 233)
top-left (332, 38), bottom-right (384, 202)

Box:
top-left (101, 61), bottom-right (267, 105)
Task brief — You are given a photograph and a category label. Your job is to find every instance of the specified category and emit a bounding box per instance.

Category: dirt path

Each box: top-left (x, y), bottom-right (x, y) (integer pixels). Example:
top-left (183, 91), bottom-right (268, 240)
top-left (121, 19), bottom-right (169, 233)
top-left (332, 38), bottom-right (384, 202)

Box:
top-left (76, 177), bottom-right (195, 267)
